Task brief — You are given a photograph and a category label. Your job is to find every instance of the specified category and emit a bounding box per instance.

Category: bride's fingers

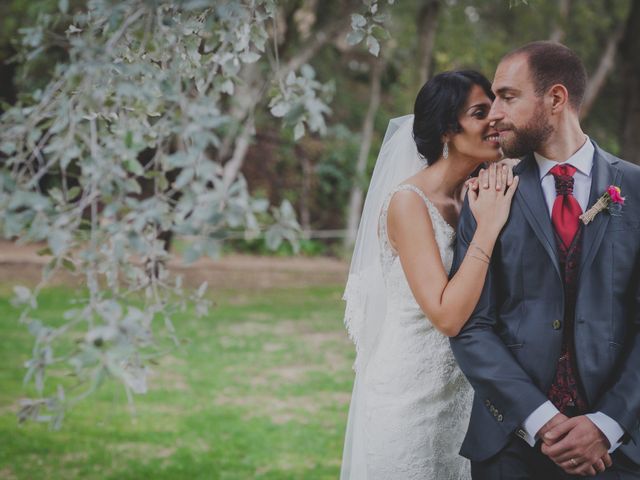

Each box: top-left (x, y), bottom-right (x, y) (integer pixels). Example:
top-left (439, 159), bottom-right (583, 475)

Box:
top-left (482, 167), bottom-right (490, 189)
top-left (465, 177), bottom-right (479, 191)
top-left (468, 181), bottom-right (479, 204)
top-left (503, 175), bottom-right (519, 200)
top-left (506, 163), bottom-right (514, 186)
top-left (488, 163), bottom-right (497, 190)
top-left (477, 169), bottom-right (486, 191)
top-left (496, 164), bottom-right (503, 191)
top-left (497, 164), bottom-right (509, 192)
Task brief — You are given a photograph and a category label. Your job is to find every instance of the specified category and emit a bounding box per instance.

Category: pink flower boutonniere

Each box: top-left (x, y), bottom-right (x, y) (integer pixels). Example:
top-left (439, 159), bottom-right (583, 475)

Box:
top-left (580, 185), bottom-right (625, 225)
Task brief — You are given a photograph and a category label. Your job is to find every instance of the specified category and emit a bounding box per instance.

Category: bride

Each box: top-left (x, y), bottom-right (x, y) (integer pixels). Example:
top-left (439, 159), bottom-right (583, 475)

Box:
top-left (341, 70), bottom-right (519, 479)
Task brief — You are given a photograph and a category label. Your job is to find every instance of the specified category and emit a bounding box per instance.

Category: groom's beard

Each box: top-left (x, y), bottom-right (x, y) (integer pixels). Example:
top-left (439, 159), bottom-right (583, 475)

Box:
top-left (497, 106), bottom-right (553, 158)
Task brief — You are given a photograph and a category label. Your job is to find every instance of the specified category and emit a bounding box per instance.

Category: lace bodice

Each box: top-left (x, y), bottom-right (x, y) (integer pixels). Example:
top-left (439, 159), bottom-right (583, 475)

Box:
top-left (378, 184), bottom-right (456, 309)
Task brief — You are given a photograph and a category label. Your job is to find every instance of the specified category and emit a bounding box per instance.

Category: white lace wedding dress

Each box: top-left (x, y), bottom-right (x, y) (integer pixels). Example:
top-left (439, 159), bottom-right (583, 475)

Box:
top-left (341, 183), bottom-right (473, 480)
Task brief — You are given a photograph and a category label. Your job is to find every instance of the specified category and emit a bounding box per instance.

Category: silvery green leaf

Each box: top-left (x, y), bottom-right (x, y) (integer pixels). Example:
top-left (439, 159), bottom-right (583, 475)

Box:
top-left (197, 281), bottom-right (208, 298)
top-left (204, 238), bottom-right (220, 258)
top-left (173, 168), bottom-right (194, 190)
top-left (48, 229), bottom-right (72, 256)
top-left (286, 71), bottom-right (296, 85)
top-left (13, 285), bottom-right (32, 305)
top-left (351, 13), bottom-right (367, 28)
top-left (251, 198), bottom-right (269, 212)
top-left (125, 178), bottom-right (142, 194)
top-left (220, 79), bottom-right (234, 95)
top-left (124, 159), bottom-right (144, 176)
top-left (300, 64), bottom-right (315, 79)
top-left (66, 24), bottom-right (82, 34)
top-left (270, 102), bottom-right (289, 118)
top-left (0, 142), bottom-right (16, 155)
top-left (346, 30), bottom-right (365, 46)
top-left (366, 35), bottom-right (380, 57)
top-left (293, 122), bottom-right (305, 140)
top-left (58, 0), bottom-right (68, 14)
top-left (48, 187), bottom-right (64, 204)
top-left (279, 199), bottom-right (297, 220)
top-left (67, 186), bottom-right (81, 201)
top-left (240, 51), bottom-right (261, 64)
top-left (96, 300), bottom-right (122, 323)
top-left (195, 299), bottom-right (209, 317)
top-left (265, 226), bottom-right (283, 250)
top-left (183, 243), bottom-right (202, 264)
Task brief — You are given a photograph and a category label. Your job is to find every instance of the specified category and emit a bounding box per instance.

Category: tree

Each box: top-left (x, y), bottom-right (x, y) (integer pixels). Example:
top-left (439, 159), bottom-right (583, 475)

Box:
top-left (619, 0), bottom-right (640, 165)
top-left (0, 0), bottom-right (392, 427)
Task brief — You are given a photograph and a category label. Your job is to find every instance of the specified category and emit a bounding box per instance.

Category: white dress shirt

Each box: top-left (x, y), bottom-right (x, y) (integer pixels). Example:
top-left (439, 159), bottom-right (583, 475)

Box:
top-left (520, 138), bottom-right (625, 453)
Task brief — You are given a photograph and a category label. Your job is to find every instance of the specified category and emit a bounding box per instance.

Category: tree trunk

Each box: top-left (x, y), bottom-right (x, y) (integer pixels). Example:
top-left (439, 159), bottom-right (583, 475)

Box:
top-left (580, 27), bottom-right (625, 120)
top-left (344, 57), bottom-right (386, 249)
top-left (417, 0), bottom-right (440, 86)
top-left (222, 114), bottom-right (254, 191)
top-left (216, 16), bottom-right (352, 187)
top-left (217, 63), bottom-right (261, 162)
top-left (549, 0), bottom-right (571, 43)
top-left (619, 0), bottom-right (640, 165)
top-left (299, 147), bottom-right (313, 237)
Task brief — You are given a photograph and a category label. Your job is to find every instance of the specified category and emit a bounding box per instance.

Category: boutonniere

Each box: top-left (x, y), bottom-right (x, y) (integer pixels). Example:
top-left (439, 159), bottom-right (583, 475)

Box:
top-left (580, 185), bottom-right (625, 225)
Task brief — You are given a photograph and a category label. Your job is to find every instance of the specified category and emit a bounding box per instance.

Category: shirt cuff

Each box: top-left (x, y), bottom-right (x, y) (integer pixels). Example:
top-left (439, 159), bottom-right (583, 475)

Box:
top-left (521, 401), bottom-right (560, 447)
top-left (586, 412), bottom-right (625, 453)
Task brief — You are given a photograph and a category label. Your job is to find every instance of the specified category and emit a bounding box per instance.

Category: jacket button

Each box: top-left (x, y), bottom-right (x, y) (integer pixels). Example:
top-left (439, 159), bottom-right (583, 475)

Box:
top-left (553, 319), bottom-right (562, 330)
top-left (497, 414), bottom-right (503, 422)
top-left (485, 399), bottom-right (491, 407)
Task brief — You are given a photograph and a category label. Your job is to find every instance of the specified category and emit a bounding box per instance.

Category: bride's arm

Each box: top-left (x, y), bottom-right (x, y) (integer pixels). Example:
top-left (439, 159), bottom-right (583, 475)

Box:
top-left (387, 165), bottom-right (518, 337)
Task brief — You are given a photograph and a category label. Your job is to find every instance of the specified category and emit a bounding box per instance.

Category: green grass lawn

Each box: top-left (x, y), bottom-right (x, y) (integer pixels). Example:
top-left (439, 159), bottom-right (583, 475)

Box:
top-left (0, 284), bottom-right (354, 479)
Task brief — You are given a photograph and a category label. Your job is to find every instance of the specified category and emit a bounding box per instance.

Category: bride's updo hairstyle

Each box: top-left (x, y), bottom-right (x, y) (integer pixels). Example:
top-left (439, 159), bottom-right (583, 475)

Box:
top-left (413, 70), bottom-right (494, 165)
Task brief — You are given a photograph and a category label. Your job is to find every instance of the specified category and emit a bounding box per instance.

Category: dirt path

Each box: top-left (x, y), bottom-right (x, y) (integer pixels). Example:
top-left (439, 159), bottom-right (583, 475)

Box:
top-left (0, 240), bottom-right (348, 290)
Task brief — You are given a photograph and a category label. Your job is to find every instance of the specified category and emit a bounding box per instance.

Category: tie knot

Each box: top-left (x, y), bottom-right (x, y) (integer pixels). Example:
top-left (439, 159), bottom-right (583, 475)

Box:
top-left (550, 164), bottom-right (576, 196)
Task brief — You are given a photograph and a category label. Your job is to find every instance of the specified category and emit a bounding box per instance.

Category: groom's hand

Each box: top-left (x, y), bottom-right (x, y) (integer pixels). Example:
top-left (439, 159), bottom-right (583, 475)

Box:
top-left (540, 416), bottom-right (612, 476)
top-left (537, 413), bottom-right (569, 446)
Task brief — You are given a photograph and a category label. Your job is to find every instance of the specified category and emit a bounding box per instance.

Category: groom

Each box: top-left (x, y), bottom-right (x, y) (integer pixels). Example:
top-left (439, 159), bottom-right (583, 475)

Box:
top-left (450, 41), bottom-right (640, 479)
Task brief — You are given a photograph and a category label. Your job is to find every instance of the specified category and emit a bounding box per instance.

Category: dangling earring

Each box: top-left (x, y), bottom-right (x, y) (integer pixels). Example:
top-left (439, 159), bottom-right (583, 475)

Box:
top-left (443, 142), bottom-right (449, 160)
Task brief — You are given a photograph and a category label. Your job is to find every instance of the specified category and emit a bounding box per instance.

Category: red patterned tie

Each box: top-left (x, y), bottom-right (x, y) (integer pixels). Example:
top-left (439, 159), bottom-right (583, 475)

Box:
top-left (550, 164), bottom-right (582, 248)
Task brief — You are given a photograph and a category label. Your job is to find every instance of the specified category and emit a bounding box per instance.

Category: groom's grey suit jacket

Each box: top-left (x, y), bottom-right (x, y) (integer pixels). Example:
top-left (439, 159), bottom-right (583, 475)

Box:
top-left (450, 142), bottom-right (640, 463)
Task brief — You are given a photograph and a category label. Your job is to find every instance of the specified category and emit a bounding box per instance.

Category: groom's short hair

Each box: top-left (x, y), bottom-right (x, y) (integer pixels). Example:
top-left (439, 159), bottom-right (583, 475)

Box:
top-left (505, 41), bottom-right (587, 111)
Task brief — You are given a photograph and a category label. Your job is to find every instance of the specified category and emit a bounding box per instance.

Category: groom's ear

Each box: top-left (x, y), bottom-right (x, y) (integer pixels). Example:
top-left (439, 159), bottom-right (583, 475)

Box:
top-left (548, 83), bottom-right (569, 114)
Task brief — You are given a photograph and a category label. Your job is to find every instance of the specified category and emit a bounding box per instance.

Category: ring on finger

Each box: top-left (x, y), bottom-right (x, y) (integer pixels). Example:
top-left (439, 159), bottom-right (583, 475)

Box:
top-left (570, 458), bottom-right (578, 467)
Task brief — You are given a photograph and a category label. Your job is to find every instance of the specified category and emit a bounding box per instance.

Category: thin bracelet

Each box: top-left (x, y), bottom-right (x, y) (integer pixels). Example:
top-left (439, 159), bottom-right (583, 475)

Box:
top-left (470, 242), bottom-right (491, 261)
top-left (469, 254), bottom-right (490, 265)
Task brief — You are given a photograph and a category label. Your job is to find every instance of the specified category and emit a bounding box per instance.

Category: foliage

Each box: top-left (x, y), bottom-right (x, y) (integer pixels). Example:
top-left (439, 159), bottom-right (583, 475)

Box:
top-left (346, 0), bottom-right (395, 57)
top-left (0, 0), bottom-right (384, 427)
top-left (0, 284), bottom-right (351, 478)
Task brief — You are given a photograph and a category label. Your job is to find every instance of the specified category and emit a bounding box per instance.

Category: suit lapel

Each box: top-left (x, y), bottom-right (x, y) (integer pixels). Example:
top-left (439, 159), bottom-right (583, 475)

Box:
top-left (514, 154), bottom-right (561, 279)
top-left (578, 143), bottom-right (621, 283)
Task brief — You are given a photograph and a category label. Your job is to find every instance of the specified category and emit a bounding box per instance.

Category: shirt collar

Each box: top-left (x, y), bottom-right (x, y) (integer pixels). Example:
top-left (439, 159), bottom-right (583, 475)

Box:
top-left (534, 137), bottom-right (594, 180)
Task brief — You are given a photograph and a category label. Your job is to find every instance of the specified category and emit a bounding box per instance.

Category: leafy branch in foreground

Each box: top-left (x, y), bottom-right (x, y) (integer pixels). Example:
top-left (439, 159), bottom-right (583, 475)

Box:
top-left (0, 0), bottom-right (392, 428)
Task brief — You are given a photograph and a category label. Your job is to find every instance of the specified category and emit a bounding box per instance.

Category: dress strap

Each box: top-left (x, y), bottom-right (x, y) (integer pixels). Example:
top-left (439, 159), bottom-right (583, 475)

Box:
top-left (379, 184), bottom-right (438, 256)
top-left (392, 183), bottom-right (435, 210)
top-left (379, 184), bottom-right (455, 247)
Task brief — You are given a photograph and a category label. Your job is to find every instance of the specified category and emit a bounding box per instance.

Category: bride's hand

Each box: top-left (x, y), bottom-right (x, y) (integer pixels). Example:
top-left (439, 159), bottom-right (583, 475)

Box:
top-left (466, 158), bottom-right (517, 193)
top-left (469, 163), bottom-right (519, 234)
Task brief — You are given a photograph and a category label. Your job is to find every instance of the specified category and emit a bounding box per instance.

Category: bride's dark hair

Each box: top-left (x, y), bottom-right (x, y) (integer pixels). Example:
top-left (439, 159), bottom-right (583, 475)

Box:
top-left (413, 70), bottom-right (494, 165)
